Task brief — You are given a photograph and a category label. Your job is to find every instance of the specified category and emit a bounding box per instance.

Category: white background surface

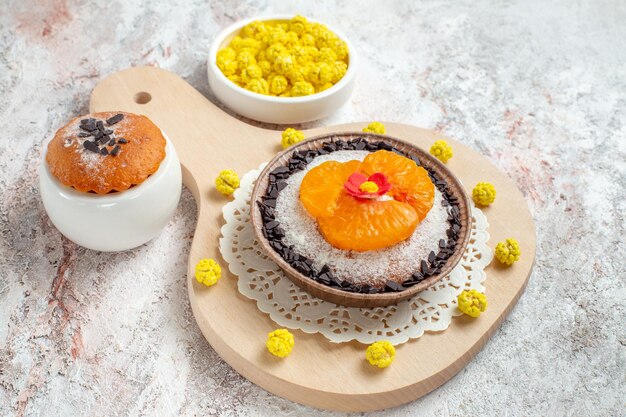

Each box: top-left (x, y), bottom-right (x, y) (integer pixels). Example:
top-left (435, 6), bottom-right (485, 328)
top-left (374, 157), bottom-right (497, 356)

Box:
top-left (0, 0), bottom-right (624, 416)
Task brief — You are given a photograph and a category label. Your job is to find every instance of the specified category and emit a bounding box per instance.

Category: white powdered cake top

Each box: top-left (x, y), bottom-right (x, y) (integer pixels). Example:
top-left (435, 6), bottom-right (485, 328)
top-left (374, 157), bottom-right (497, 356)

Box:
top-left (274, 150), bottom-right (449, 288)
top-left (61, 115), bottom-right (132, 170)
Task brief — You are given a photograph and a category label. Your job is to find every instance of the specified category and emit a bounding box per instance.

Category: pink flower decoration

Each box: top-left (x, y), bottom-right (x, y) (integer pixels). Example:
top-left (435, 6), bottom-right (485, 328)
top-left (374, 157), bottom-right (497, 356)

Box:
top-left (344, 172), bottom-right (392, 199)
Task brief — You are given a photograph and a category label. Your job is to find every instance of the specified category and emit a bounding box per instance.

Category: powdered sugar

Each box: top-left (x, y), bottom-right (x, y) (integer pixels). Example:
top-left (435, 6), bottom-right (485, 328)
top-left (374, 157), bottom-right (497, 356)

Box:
top-left (274, 151), bottom-right (449, 288)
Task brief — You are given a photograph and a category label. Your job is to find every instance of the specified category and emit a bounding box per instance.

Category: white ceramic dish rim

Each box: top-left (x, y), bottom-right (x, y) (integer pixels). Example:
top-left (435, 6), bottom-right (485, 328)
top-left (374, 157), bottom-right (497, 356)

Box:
top-left (207, 14), bottom-right (358, 104)
top-left (40, 131), bottom-right (175, 203)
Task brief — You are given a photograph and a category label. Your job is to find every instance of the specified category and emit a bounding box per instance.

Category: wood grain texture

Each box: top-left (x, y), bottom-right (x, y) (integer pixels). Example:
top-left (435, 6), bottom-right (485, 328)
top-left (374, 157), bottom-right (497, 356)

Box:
top-left (90, 66), bottom-right (536, 412)
top-left (250, 132), bottom-right (472, 307)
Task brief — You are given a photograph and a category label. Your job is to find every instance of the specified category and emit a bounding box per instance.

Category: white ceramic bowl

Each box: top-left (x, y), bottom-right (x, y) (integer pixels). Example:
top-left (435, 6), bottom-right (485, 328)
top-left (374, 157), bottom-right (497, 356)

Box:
top-left (207, 15), bottom-right (358, 124)
top-left (39, 134), bottom-right (182, 252)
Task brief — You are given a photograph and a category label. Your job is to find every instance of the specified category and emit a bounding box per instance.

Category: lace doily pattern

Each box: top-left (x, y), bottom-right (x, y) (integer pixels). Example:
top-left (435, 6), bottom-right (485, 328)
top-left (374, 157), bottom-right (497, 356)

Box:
top-left (220, 165), bottom-right (493, 345)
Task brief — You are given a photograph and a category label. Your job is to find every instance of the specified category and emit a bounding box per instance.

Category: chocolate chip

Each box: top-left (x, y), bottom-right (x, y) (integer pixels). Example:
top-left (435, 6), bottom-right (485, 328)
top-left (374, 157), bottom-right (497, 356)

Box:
top-left (411, 271), bottom-right (424, 282)
top-left (117, 138), bottom-right (128, 144)
top-left (263, 198), bottom-right (276, 208)
top-left (110, 145), bottom-right (121, 156)
top-left (96, 120), bottom-right (104, 132)
top-left (83, 140), bottom-right (99, 153)
top-left (80, 123), bottom-right (96, 132)
top-left (100, 147), bottom-right (108, 156)
top-left (265, 220), bottom-right (279, 230)
top-left (385, 280), bottom-right (403, 292)
top-left (365, 142), bottom-right (378, 151)
top-left (276, 181), bottom-right (288, 192)
top-left (108, 139), bottom-right (116, 146)
top-left (270, 240), bottom-right (284, 252)
top-left (106, 113), bottom-right (124, 125)
top-left (428, 251), bottom-right (436, 263)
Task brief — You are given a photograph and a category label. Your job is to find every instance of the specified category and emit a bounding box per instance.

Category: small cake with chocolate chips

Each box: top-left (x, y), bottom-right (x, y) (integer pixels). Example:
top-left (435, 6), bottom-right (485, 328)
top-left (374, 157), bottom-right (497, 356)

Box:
top-left (46, 111), bottom-right (166, 194)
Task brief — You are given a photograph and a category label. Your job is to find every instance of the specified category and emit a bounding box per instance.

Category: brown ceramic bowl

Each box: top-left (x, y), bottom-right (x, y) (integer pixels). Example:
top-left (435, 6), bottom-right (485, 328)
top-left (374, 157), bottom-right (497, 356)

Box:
top-left (250, 132), bottom-right (472, 307)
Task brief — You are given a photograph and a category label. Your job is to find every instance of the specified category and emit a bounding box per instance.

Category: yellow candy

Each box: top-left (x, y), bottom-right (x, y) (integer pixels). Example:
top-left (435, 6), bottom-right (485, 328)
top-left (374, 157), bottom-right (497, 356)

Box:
top-left (457, 289), bottom-right (487, 317)
top-left (365, 341), bottom-right (395, 368)
top-left (316, 31), bottom-right (337, 50)
top-left (265, 42), bottom-right (287, 62)
top-left (217, 47), bottom-right (236, 61)
top-left (195, 258), bottom-right (221, 287)
top-left (266, 329), bottom-right (294, 358)
top-left (284, 31), bottom-right (300, 49)
top-left (218, 59), bottom-right (237, 76)
top-left (291, 81), bottom-right (315, 96)
top-left (236, 50), bottom-right (257, 69)
top-left (329, 38), bottom-right (349, 60)
top-left (269, 74), bottom-right (289, 95)
top-left (258, 60), bottom-right (272, 77)
top-left (241, 64), bottom-right (263, 83)
top-left (495, 238), bottom-right (521, 266)
top-left (239, 37), bottom-right (262, 51)
top-left (281, 128), bottom-right (305, 148)
top-left (267, 26), bottom-right (287, 45)
top-left (216, 15), bottom-right (349, 97)
top-left (308, 62), bottom-right (334, 85)
top-left (227, 75), bottom-right (243, 86)
top-left (292, 46), bottom-right (313, 66)
top-left (230, 36), bottom-right (244, 50)
top-left (363, 122), bottom-right (386, 134)
top-left (289, 15), bottom-right (309, 35)
top-left (301, 33), bottom-right (316, 46)
top-left (430, 140), bottom-right (453, 163)
top-left (246, 78), bottom-right (269, 95)
top-left (242, 20), bottom-right (267, 40)
top-left (215, 169), bottom-right (240, 195)
top-left (472, 182), bottom-right (496, 206)
top-left (332, 60), bottom-right (348, 83)
top-left (273, 52), bottom-right (295, 75)
top-left (318, 47), bottom-right (337, 65)
top-left (316, 82), bottom-right (333, 93)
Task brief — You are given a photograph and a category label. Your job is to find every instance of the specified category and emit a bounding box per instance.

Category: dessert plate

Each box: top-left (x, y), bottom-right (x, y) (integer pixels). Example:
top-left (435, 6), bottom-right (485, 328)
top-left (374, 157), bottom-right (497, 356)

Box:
top-left (90, 66), bottom-right (536, 412)
top-left (250, 133), bottom-right (472, 307)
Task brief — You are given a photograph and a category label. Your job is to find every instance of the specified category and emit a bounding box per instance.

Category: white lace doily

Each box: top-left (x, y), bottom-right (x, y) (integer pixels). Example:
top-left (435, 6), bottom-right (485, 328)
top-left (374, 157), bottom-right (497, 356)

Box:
top-left (219, 164), bottom-right (493, 345)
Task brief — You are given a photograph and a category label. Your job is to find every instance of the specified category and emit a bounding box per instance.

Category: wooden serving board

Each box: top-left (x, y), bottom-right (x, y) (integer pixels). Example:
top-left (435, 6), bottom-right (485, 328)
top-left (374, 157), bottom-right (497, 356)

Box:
top-left (90, 66), bottom-right (536, 412)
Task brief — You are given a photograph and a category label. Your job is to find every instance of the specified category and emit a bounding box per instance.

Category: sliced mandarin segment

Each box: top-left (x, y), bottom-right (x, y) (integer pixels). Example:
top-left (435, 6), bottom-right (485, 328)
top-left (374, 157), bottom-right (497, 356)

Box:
top-left (359, 150), bottom-right (435, 221)
top-left (317, 194), bottom-right (419, 251)
top-left (299, 159), bottom-right (361, 218)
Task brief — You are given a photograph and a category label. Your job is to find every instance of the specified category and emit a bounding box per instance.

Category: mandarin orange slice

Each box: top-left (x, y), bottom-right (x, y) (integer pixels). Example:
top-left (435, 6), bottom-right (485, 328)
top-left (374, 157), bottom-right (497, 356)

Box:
top-left (298, 150), bottom-right (435, 252)
top-left (300, 160), bottom-right (361, 218)
top-left (359, 150), bottom-right (435, 221)
top-left (317, 194), bottom-right (419, 251)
